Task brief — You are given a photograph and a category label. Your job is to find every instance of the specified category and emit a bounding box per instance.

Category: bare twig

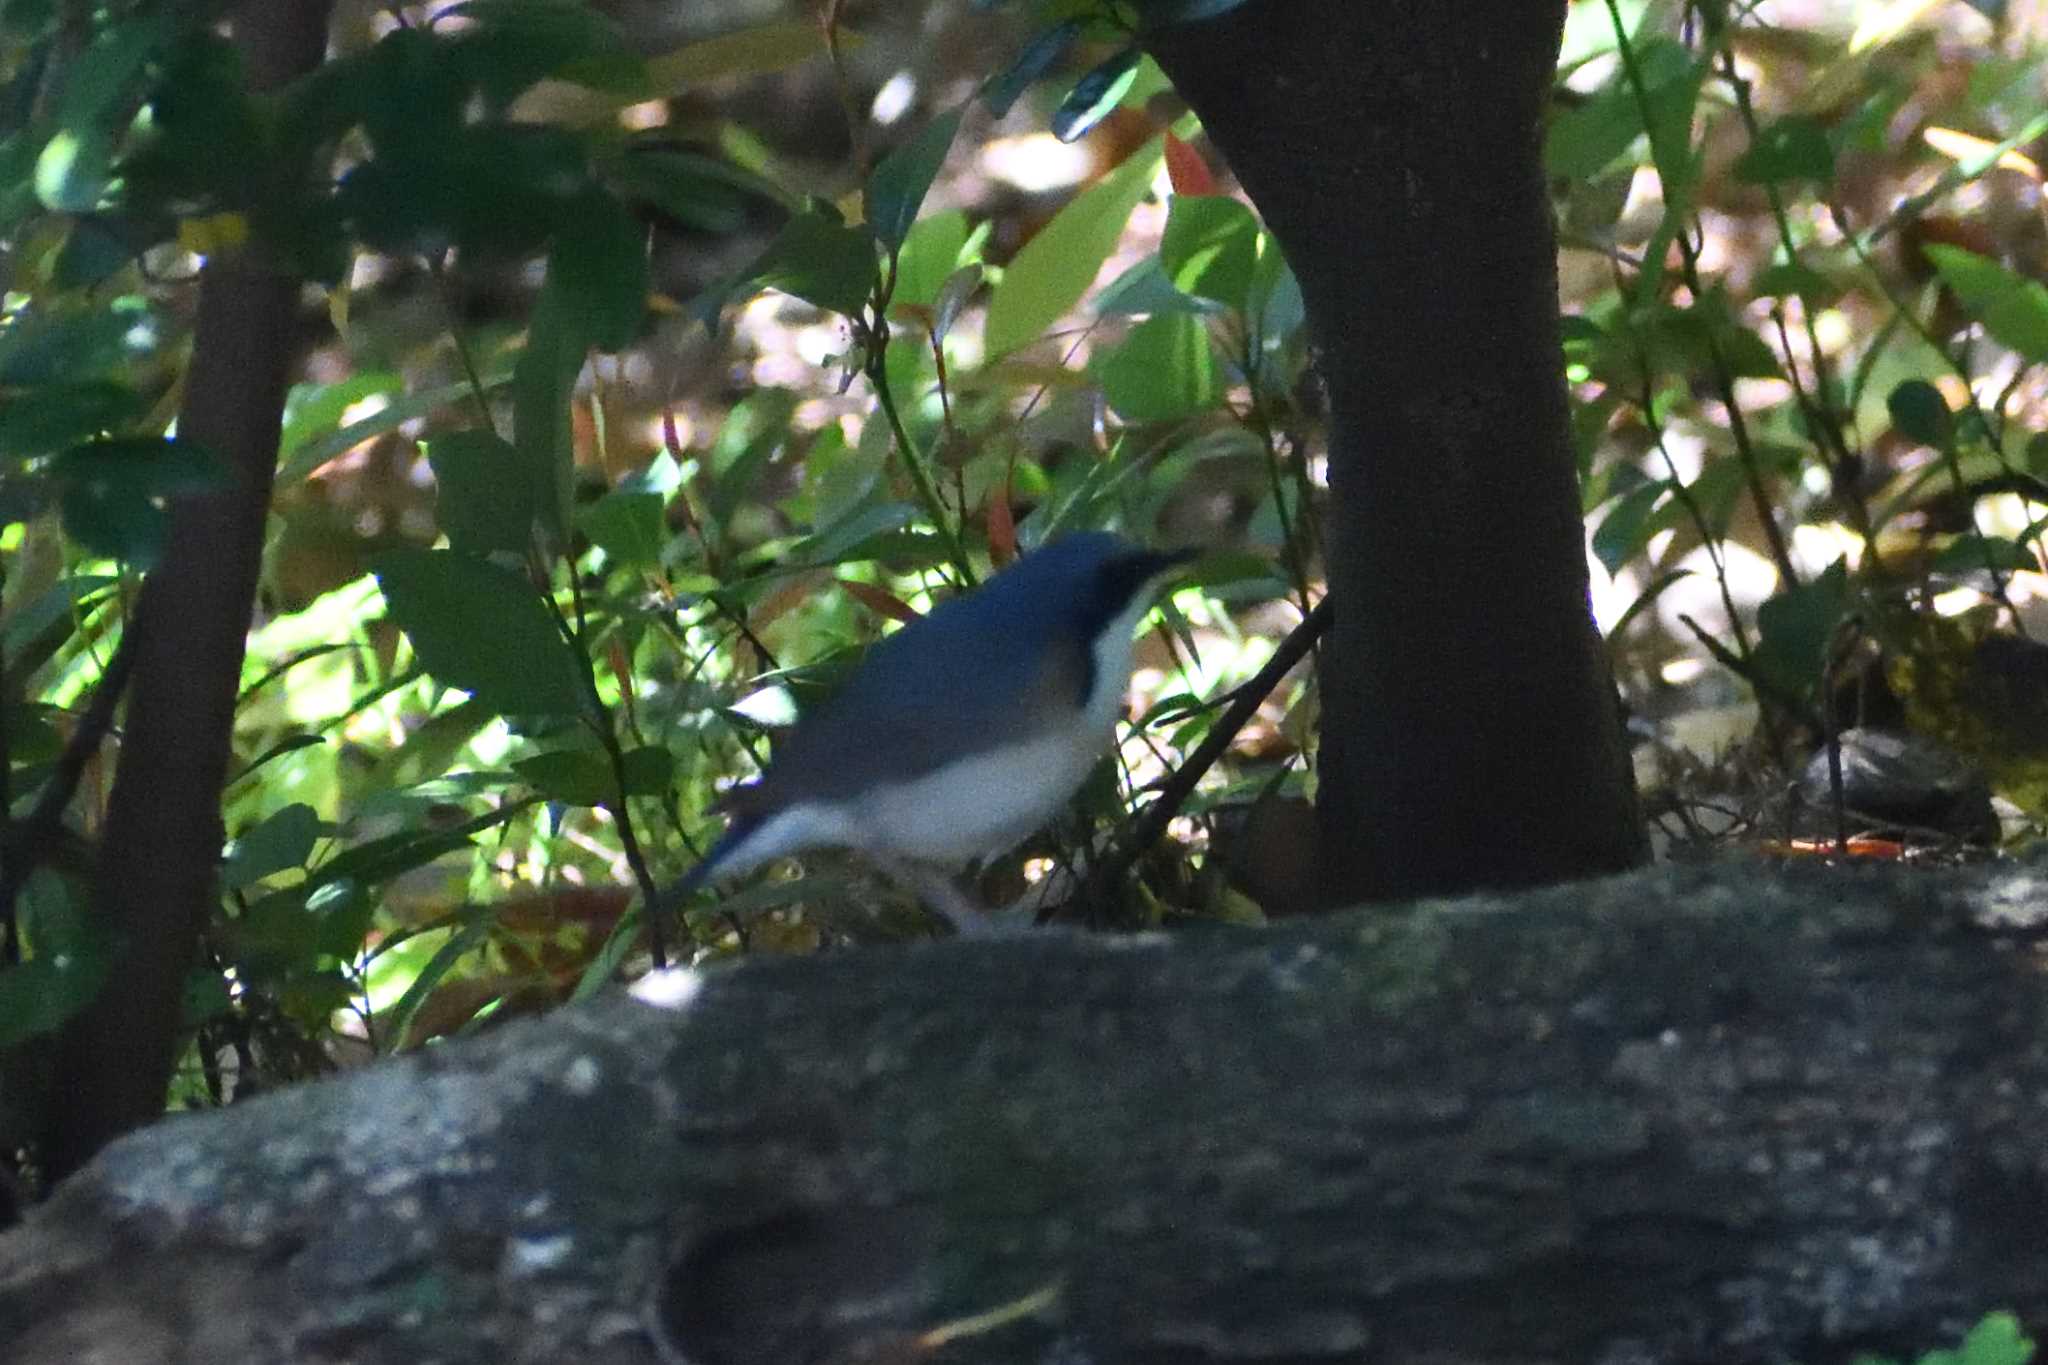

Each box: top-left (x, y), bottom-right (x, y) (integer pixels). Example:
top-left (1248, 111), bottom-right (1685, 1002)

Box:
top-left (1066, 595), bottom-right (1332, 924)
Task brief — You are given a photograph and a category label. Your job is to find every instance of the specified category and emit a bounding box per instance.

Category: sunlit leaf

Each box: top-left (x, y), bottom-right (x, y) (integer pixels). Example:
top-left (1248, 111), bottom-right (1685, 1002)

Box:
top-left (34, 129), bottom-right (111, 212)
top-left (893, 208), bottom-right (970, 310)
top-left (1925, 244), bottom-right (2048, 365)
top-left (1096, 313), bottom-right (1219, 422)
top-left (643, 20), bottom-right (852, 91)
top-left (1095, 256), bottom-right (1221, 317)
top-left (1545, 39), bottom-right (1703, 180)
top-left (1159, 194), bottom-right (1259, 310)
top-left (1051, 46), bottom-right (1140, 143)
top-left (985, 134), bottom-right (1163, 356)
top-left (1922, 126), bottom-right (2041, 181)
top-left (279, 371), bottom-right (513, 486)
top-left (373, 547), bottom-right (586, 716)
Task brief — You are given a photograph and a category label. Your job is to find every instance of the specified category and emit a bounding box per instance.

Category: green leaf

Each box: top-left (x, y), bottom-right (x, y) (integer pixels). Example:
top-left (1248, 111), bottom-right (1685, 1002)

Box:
top-left (982, 19), bottom-right (1083, 118)
top-left (514, 744), bottom-right (671, 805)
top-left (1925, 244), bottom-right (2048, 365)
top-left (0, 381), bottom-right (145, 457)
top-left (279, 372), bottom-right (405, 466)
top-left (223, 803), bottom-right (328, 891)
top-left (547, 191), bottom-right (649, 352)
top-left (514, 293), bottom-right (582, 544)
top-left (749, 211), bottom-right (877, 316)
top-left (1733, 115), bottom-right (1834, 184)
top-left (343, 123), bottom-right (593, 257)
top-left (372, 547), bottom-right (587, 716)
top-left (34, 128), bottom-right (112, 212)
top-left (1591, 479), bottom-right (1669, 575)
top-left (865, 107), bottom-right (962, 251)
top-left (0, 873), bottom-right (112, 1046)
top-left (426, 428), bottom-right (536, 556)
top-left (1096, 313), bottom-right (1219, 422)
top-left (985, 134), bottom-right (1163, 357)
top-left (1886, 379), bottom-right (1954, 447)
top-left (1159, 194), bottom-right (1259, 310)
top-left (279, 370), bottom-right (515, 487)
top-left (642, 19), bottom-right (845, 92)
top-left (308, 801), bottom-right (531, 889)
top-left (1545, 39), bottom-right (1704, 179)
top-left (388, 918), bottom-right (491, 1045)
top-left (1752, 559), bottom-right (1851, 701)
top-left (50, 436), bottom-right (229, 565)
top-left (606, 147), bottom-right (774, 233)
top-left (576, 490), bottom-right (666, 566)
top-left (1930, 533), bottom-right (2037, 576)
top-left (1753, 261), bottom-right (1843, 307)
top-left (0, 301), bottom-right (157, 386)
top-left (892, 207), bottom-right (970, 309)
top-left (57, 12), bottom-right (170, 129)
top-left (53, 218), bottom-right (134, 289)
top-left (436, 0), bottom-right (626, 56)
top-left (1096, 256), bottom-right (1222, 317)
top-left (1952, 1311), bottom-right (2034, 1365)
top-left (1051, 46), bottom-right (1140, 143)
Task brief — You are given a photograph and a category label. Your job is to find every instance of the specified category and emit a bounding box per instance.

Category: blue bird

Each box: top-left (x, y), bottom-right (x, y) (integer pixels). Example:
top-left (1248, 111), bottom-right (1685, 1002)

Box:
top-left (663, 532), bottom-right (1194, 931)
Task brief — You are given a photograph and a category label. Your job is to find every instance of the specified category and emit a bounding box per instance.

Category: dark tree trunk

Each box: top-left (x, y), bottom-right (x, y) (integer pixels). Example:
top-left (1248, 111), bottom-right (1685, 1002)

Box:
top-left (5, 856), bottom-right (2046, 1364)
top-left (1146, 1), bottom-right (1648, 904)
top-left (40, 0), bottom-right (335, 1182)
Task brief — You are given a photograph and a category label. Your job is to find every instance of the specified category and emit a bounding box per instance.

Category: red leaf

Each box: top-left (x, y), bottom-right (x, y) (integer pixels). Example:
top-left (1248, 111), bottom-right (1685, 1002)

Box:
top-left (841, 577), bottom-right (923, 625)
top-left (986, 464), bottom-right (1017, 565)
top-left (1164, 130), bottom-right (1218, 197)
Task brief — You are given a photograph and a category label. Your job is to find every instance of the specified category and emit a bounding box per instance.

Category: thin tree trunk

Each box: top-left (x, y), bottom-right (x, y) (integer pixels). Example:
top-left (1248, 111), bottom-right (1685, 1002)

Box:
top-left (1147, 1), bottom-right (1648, 904)
top-left (42, 0), bottom-right (334, 1182)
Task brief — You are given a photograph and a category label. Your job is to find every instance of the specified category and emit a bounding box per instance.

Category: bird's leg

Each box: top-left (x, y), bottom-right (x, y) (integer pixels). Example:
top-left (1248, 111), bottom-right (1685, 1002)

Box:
top-left (867, 854), bottom-right (1032, 936)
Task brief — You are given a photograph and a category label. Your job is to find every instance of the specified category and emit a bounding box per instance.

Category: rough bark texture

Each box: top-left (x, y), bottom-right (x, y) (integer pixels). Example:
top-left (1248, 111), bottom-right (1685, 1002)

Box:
top-left (5, 854), bottom-right (2046, 1364)
top-left (41, 0), bottom-right (335, 1180)
top-left (1147, 2), bottom-right (1648, 904)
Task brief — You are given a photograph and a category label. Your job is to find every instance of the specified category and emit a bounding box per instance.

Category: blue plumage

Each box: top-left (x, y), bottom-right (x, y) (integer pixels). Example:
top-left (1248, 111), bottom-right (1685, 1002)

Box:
top-left (659, 532), bottom-right (1193, 927)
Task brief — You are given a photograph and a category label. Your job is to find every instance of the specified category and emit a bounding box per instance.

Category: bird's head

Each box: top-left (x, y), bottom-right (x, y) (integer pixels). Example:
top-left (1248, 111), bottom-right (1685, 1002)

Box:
top-left (986, 531), bottom-right (1197, 652)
